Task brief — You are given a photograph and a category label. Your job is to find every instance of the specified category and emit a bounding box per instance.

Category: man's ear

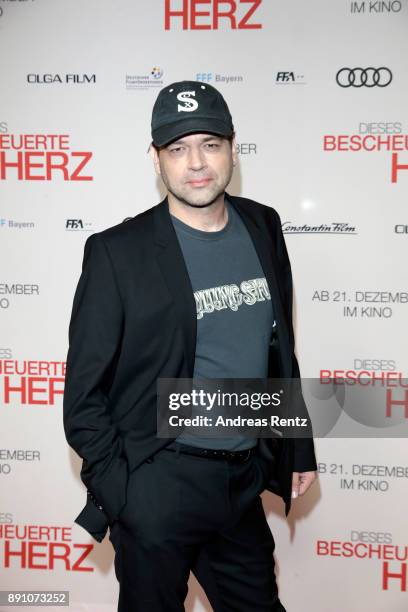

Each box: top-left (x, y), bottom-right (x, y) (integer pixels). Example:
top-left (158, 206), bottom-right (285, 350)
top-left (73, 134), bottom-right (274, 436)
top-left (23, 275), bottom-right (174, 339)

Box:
top-left (149, 143), bottom-right (161, 176)
top-left (231, 134), bottom-right (238, 167)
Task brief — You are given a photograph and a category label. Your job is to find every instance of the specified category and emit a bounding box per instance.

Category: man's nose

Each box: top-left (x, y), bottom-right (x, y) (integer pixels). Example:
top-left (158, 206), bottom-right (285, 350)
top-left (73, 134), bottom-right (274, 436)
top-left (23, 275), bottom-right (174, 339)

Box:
top-left (187, 146), bottom-right (206, 170)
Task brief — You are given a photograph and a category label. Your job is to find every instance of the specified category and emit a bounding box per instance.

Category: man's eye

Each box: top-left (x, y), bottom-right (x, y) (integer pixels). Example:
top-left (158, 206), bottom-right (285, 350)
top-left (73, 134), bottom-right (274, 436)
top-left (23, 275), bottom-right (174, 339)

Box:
top-left (204, 143), bottom-right (220, 149)
top-left (169, 147), bottom-right (184, 153)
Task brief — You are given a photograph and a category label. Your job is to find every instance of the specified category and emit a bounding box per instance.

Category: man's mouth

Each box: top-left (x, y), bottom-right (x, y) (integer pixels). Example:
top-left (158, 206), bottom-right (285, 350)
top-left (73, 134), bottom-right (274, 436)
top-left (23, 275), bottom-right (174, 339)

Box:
top-left (187, 178), bottom-right (213, 187)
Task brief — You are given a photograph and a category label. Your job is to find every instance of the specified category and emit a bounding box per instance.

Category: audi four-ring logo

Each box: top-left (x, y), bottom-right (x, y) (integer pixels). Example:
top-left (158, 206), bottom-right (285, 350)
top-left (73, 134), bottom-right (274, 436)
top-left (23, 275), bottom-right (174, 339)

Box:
top-left (336, 67), bottom-right (393, 88)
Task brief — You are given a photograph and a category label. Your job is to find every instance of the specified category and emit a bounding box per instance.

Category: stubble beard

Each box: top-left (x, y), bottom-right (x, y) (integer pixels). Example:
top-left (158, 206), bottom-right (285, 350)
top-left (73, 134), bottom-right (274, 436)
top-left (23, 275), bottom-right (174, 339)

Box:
top-left (162, 164), bottom-right (233, 209)
top-left (166, 183), bottom-right (226, 208)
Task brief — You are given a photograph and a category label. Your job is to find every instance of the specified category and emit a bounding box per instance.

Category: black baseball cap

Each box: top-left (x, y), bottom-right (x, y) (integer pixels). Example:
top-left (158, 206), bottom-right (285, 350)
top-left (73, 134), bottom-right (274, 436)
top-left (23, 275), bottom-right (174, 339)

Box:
top-left (151, 80), bottom-right (234, 147)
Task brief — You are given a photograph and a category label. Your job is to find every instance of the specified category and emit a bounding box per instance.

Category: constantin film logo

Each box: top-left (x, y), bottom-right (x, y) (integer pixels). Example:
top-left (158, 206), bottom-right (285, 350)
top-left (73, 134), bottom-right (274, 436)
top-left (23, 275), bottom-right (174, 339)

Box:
top-left (282, 221), bottom-right (357, 234)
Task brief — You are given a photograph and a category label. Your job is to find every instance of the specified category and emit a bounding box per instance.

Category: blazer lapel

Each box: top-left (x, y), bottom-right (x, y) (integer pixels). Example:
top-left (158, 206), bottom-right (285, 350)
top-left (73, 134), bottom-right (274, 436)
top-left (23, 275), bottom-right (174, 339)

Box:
top-left (153, 197), bottom-right (197, 377)
top-left (227, 194), bottom-right (292, 378)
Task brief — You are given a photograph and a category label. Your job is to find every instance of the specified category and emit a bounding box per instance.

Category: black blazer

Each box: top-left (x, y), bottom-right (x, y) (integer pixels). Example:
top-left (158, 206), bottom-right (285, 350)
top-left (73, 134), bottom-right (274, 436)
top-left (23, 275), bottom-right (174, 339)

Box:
top-left (63, 193), bottom-right (317, 543)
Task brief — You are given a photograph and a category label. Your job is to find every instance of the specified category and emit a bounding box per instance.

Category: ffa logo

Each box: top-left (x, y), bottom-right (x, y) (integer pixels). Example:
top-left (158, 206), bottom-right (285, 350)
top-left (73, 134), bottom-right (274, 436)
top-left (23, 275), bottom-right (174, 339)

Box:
top-left (177, 91), bottom-right (198, 112)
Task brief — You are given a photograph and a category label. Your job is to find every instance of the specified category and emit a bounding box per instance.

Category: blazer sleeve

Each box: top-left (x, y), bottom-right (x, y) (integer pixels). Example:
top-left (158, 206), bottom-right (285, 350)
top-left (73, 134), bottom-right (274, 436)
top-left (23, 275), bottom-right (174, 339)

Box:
top-left (272, 209), bottom-right (318, 473)
top-left (63, 232), bottom-right (128, 524)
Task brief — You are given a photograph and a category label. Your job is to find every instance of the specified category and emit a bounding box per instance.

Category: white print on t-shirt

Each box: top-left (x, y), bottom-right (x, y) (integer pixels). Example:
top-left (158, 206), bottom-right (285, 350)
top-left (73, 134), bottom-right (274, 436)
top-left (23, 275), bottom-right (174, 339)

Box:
top-left (194, 277), bottom-right (271, 320)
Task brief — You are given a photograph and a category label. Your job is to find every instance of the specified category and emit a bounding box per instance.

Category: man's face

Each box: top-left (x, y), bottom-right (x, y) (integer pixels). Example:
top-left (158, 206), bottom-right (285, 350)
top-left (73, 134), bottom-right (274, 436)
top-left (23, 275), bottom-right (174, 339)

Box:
top-left (151, 132), bottom-right (237, 208)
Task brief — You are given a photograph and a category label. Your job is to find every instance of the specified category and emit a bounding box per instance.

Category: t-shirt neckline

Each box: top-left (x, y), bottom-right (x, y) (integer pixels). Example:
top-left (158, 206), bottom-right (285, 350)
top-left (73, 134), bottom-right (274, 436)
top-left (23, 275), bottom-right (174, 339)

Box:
top-left (170, 197), bottom-right (234, 241)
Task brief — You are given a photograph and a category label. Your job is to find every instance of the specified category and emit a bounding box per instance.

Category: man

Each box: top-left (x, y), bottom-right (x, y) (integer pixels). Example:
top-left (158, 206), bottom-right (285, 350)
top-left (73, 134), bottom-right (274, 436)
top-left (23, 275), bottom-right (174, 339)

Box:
top-left (63, 80), bottom-right (317, 611)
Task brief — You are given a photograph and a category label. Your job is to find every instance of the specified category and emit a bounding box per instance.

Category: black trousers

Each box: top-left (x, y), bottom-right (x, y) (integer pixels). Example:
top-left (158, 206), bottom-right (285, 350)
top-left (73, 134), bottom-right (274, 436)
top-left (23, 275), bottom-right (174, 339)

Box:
top-left (109, 443), bottom-right (287, 612)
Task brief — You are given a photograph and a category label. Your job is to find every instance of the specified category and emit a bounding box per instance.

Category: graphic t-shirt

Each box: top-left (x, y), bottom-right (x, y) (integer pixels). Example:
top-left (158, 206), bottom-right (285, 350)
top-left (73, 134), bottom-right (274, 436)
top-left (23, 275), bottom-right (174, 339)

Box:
top-left (170, 197), bottom-right (275, 450)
